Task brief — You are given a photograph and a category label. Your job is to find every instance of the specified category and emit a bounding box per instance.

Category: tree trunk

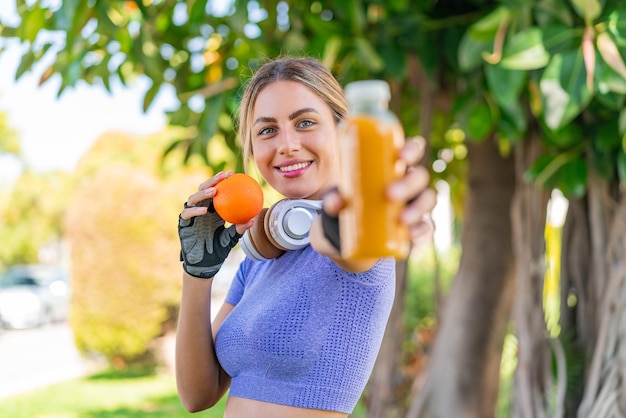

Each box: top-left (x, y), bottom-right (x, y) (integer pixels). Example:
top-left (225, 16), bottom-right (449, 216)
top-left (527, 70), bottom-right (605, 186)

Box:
top-left (572, 170), bottom-right (626, 418)
top-left (559, 195), bottom-right (590, 417)
top-left (509, 131), bottom-right (553, 418)
top-left (407, 137), bottom-right (516, 418)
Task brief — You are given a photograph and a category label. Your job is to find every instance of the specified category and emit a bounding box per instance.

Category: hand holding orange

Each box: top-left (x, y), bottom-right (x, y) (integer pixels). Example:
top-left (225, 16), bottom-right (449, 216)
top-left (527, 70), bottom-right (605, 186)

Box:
top-left (213, 173), bottom-right (264, 224)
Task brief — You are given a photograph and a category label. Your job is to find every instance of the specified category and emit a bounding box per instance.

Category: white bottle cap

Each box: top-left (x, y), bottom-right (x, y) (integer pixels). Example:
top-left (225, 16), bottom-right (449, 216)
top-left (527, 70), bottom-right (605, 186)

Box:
top-left (344, 80), bottom-right (391, 104)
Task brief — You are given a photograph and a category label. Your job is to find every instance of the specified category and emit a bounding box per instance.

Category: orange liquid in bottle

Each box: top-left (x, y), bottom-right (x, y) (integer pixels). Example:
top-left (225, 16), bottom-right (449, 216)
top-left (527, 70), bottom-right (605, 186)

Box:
top-left (338, 113), bottom-right (409, 260)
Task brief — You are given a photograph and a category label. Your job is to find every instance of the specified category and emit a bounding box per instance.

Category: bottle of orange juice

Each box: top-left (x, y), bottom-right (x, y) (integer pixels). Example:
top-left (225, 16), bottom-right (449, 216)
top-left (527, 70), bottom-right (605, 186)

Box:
top-left (338, 80), bottom-right (409, 260)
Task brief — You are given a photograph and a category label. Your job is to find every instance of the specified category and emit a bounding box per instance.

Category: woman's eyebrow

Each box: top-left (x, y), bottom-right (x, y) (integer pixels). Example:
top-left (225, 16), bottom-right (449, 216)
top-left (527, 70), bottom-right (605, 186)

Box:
top-left (253, 116), bottom-right (277, 125)
top-left (289, 108), bottom-right (319, 120)
top-left (253, 108), bottom-right (320, 126)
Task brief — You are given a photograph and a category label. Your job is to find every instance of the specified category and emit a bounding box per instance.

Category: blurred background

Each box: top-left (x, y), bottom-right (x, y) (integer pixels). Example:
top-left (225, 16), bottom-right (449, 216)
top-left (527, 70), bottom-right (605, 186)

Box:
top-left (1, 1), bottom-right (625, 418)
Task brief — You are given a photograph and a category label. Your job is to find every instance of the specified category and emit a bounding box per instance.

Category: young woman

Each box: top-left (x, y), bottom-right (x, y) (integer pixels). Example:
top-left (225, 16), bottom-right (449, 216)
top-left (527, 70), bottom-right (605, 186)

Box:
top-left (176, 57), bottom-right (436, 417)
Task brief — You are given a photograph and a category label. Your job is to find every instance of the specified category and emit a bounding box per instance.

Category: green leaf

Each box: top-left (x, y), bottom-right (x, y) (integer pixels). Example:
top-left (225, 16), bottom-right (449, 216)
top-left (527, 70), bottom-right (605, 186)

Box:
top-left (594, 120), bottom-right (620, 150)
top-left (591, 147), bottom-right (616, 180)
top-left (500, 28), bottom-right (550, 70)
top-left (540, 49), bottom-right (592, 130)
top-left (189, 0), bottom-right (208, 28)
top-left (468, 6), bottom-right (511, 41)
top-left (161, 138), bottom-right (187, 162)
top-left (15, 49), bottom-right (35, 79)
top-left (198, 95), bottom-right (224, 140)
top-left (543, 124), bottom-right (584, 149)
top-left (442, 27), bottom-right (464, 73)
top-left (354, 37), bottom-right (384, 73)
top-left (595, 90), bottom-right (625, 110)
top-left (497, 106), bottom-right (526, 142)
top-left (458, 33), bottom-right (492, 72)
top-left (528, 152), bottom-right (587, 196)
top-left (596, 32), bottom-right (626, 79)
top-left (98, 59), bottom-right (112, 92)
top-left (142, 81), bottom-right (161, 112)
top-left (322, 36), bottom-right (342, 69)
top-left (526, 154), bottom-right (559, 186)
top-left (213, 160), bottom-right (227, 174)
top-left (485, 63), bottom-right (526, 108)
top-left (55, 0), bottom-right (81, 31)
top-left (607, 9), bottom-right (626, 46)
top-left (67, 0), bottom-right (90, 49)
top-left (484, 62), bottom-right (527, 139)
top-left (619, 108), bottom-right (626, 135)
top-left (542, 24), bottom-right (581, 54)
top-left (18, 5), bottom-right (46, 42)
top-left (570, 0), bottom-right (602, 23)
top-left (183, 138), bottom-right (194, 164)
top-left (379, 38), bottom-right (407, 78)
top-left (466, 101), bottom-right (495, 141)
top-left (64, 57), bottom-right (84, 88)
top-left (195, 134), bottom-right (211, 167)
top-left (413, 31), bottom-right (437, 77)
top-left (557, 156), bottom-right (588, 198)
top-left (534, 0), bottom-right (575, 26)
top-left (595, 51), bottom-right (626, 95)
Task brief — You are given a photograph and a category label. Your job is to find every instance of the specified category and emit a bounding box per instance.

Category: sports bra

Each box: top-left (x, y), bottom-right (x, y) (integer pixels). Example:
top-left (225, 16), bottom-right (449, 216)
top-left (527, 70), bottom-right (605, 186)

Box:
top-left (214, 245), bottom-right (395, 413)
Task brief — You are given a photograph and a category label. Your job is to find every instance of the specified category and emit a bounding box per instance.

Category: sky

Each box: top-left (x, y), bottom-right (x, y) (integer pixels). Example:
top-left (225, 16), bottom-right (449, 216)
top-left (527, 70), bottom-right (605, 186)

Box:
top-left (0, 4), bottom-right (176, 187)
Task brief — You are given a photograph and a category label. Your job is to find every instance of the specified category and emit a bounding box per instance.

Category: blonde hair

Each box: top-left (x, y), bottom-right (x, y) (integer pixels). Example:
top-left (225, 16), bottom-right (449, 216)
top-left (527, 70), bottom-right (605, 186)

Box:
top-left (237, 57), bottom-right (348, 170)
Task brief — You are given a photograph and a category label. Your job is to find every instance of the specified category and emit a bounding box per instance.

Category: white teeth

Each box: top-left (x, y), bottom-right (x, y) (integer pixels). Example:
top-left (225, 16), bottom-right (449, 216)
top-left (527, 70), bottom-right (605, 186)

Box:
top-left (279, 162), bottom-right (310, 172)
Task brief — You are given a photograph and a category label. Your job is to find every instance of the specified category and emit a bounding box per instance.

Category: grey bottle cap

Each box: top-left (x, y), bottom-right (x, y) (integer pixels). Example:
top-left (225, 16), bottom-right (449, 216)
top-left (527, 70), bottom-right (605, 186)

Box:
top-left (344, 80), bottom-right (391, 104)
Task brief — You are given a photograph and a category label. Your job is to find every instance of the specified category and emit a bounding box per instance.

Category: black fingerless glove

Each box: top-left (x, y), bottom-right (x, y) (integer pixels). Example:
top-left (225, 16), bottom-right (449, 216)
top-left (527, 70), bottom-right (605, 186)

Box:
top-left (321, 205), bottom-right (341, 252)
top-left (178, 200), bottom-right (242, 278)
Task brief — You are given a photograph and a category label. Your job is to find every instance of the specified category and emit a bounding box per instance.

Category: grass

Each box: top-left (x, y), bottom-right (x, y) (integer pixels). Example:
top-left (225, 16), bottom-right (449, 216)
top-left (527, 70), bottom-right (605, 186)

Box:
top-left (0, 368), bottom-right (370, 417)
top-left (0, 368), bottom-right (226, 418)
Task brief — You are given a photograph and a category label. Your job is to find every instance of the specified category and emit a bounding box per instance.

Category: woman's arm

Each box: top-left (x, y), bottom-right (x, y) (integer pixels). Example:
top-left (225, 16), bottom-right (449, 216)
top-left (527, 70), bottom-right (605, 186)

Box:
top-left (175, 271), bottom-right (234, 412)
top-left (175, 170), bottom-right (253, 411)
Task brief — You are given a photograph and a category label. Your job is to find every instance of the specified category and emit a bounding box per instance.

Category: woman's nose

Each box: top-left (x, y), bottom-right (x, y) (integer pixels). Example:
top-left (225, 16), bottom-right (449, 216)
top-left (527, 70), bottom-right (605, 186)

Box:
top-left (277, 130), bottom-right (301, 154)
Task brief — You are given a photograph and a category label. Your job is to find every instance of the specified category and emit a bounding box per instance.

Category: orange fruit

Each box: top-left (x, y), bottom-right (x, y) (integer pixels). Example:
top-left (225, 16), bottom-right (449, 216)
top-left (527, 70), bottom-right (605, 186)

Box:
top-left (214, 173), bottom-right (264, 224)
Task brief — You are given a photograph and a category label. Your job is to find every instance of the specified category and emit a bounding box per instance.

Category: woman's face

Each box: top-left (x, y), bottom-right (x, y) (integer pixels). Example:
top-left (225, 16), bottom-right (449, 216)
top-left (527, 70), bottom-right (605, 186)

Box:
top-left (251, 80), bottom-right (339, 200)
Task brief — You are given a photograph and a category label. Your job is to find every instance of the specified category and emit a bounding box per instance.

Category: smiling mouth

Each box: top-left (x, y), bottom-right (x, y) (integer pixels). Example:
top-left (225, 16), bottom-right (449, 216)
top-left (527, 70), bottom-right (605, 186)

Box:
top-left (278, 161), bottom-right (312, 173)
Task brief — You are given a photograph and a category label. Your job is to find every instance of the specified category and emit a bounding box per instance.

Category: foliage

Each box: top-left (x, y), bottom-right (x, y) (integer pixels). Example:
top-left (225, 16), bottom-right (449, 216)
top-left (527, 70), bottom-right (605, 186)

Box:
top-left (457, 0), bottom-right (626, 197)
top-left (0, 0), bottom-right (466, 180)
top-left (0, 0), bottom-right (478, 233)
top-left (0, 169), bottom-right (72, 270)
top-left (65, 131), bottom-right (209, 365)
top-left (0, 370), bottom-right (226, 418)
top-left (3, 0), bottom-right (624, 211)
top-left (0, 111), bottom-right (20, 155)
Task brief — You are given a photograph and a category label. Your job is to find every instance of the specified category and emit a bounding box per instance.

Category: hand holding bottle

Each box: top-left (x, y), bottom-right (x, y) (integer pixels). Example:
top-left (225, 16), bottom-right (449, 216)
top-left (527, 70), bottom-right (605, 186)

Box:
top-left (314, 137), bottom-right (436, 257)
top-left (337, 80), bottom-right (409, 259)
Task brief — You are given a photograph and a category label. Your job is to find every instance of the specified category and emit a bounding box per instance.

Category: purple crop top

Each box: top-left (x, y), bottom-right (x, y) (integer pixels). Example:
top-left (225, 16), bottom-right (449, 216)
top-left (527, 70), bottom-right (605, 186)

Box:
top-left (214, 245), bottom-right (396, 413)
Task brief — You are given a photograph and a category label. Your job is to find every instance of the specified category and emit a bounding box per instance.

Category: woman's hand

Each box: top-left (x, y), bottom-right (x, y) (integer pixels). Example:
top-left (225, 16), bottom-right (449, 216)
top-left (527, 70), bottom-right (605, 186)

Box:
top-left (178, 171), bottom-right (254, 278)
top-left (387, 137), bottom-right (437, 246)
top-left (310, 137), bottom-right (437, 265)
top-left (180, 171), bottom-right (254, 235)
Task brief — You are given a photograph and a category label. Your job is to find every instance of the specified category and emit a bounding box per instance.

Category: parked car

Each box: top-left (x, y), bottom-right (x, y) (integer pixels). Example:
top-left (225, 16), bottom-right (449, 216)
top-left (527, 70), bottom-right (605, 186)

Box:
top-left (0, 265), bottom-right (70, 329)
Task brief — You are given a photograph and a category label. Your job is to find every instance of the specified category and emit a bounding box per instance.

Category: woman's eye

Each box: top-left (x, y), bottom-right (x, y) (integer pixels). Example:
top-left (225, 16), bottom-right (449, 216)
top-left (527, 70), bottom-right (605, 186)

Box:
top-left (298, 120), bottom-right (314, 128)
top-left (258, 127), bottom-right (276, 136)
